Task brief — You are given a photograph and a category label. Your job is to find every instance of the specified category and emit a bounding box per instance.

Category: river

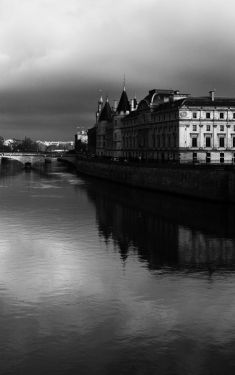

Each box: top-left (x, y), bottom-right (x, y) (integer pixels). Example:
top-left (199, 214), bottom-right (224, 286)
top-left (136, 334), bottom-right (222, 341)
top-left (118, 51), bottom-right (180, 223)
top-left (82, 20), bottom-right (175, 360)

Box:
top-left (0, 160), bottom-right (235, 375)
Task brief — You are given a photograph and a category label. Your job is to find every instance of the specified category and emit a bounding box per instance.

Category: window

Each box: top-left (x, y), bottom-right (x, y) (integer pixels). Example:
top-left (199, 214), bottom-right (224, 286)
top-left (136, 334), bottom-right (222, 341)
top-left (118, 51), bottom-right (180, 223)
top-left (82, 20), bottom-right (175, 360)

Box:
top-left (233, 153), bottom-right (235, 164)
top-left (206, 152), bottom-right (211, 163)
top-left (233, 113), bottom-right (235, 119)
top-left (206, 137), bottom-right (211, 147)
top-left (193, 152), bottom-right (197, 162)
top-left (220, 153), bottom-right (224, 164)
top-left (206, 112), bottom-right (210, 119)
top-left (219, 137), bottom-right (225, 148)
top-left (233, 137), bottom-right (235, 148)
top-left (193, 112), bottom-right (197, 119)
top-left (206, 125), bottom-right (211, 131)
top-left (234, 125), bottom-right (235, 131)
top-left (220, 112), bottom-right (224, 119)
top-left (168, 135), bottom-right (171, 147)
top-left (193, 125), bottom-right (197, 131)
top-left (220, 125), bottom-right (224, 131)
top-left (192, 137), bottom-right (197, 147)
top-left (157, 135), bottom-right (160, 147)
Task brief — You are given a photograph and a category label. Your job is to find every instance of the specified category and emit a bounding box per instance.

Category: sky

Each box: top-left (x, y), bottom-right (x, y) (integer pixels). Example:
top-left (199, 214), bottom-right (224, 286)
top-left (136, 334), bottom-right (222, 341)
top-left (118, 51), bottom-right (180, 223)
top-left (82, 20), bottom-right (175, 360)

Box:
top-left (1, 0), bottom-right (235, 140)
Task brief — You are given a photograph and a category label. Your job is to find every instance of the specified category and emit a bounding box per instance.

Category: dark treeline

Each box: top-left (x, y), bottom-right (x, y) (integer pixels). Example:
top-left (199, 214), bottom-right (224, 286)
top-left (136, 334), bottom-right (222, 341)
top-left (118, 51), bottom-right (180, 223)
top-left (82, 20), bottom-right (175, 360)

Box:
top-left (0, 137), bottom-right (38, 153)
top-left (0, 137), bottom-right (74, 153)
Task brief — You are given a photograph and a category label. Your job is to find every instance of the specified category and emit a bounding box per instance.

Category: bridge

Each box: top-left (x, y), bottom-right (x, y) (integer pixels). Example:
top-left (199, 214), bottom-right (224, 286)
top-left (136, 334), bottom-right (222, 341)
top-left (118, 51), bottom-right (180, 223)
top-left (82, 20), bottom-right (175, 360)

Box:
top-left (0, 153), bottom-right (55, 167)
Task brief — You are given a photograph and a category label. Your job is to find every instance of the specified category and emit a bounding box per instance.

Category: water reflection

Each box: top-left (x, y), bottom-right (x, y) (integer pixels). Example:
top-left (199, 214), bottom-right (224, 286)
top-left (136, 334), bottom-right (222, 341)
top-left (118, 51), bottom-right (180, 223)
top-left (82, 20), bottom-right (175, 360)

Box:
top-left (83, 177), bottom-right (235, 271)
top-left (1, 162), bottom-right (235, 375)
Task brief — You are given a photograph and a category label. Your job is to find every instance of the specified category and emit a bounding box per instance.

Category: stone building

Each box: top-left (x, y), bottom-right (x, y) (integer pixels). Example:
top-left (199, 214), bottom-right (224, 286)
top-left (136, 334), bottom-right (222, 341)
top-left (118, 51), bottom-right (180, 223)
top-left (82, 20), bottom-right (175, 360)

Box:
top-left (96, 97), bottom-right (112, 156)
top-left (91, 86), bottom-right (235, 164)
top-left (95, 86), bottom-right (137, 157)
top-left (122, 89), bottom-right (188, 161)
top-left (176, 94), bottom-right (235, 164)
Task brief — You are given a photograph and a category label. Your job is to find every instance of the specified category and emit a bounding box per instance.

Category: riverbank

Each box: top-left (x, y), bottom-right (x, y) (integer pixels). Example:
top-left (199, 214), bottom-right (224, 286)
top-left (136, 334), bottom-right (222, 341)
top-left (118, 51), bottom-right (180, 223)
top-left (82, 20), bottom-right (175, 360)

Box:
top-left (60, 155), bottom-right (235, 203)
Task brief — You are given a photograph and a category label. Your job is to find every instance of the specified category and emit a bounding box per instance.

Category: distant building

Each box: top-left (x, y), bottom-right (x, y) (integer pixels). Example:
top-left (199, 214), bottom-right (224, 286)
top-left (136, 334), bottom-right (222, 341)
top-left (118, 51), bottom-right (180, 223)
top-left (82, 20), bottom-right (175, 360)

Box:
top-left (74, 128), bottom-right (88, 152)
top-left (37, 140), bottom-right (74, 152)
top-left (89, 85), bottom-right (235, 164)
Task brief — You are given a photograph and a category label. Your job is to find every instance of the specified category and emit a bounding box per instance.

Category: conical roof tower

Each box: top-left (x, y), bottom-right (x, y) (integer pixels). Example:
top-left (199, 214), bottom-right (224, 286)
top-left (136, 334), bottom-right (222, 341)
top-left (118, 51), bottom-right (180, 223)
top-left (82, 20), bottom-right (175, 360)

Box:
top-left (116, 84), bottom-right (130, 114)
top-left (99, 97), bottom-right (113, 122)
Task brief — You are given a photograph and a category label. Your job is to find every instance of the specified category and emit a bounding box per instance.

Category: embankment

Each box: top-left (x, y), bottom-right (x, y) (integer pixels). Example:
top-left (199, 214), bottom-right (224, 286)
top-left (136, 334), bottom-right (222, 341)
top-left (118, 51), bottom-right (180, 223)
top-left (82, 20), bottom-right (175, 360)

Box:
top-left (61, 156), bottom-right (235, 202)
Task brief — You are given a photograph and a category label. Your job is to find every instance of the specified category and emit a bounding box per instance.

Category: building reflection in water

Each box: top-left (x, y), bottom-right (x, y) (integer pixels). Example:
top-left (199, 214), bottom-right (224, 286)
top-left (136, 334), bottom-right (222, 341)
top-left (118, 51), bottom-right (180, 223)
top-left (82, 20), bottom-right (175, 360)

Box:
top-left (82, 177), bottom-right (235, 271)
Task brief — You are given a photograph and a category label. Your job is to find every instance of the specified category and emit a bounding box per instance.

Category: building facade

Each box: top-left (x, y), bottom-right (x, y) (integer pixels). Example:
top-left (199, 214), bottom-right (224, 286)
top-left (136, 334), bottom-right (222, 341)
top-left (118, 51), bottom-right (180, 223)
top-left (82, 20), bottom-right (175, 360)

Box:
top-left (91, 86), bottom-right (235, 164)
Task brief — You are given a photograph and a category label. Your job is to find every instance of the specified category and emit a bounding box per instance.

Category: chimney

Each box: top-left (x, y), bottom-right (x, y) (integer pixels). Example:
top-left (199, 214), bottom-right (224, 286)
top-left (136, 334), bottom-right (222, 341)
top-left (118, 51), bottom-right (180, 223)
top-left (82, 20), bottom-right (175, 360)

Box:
top-left (209, 90), bottom-right (215, 101)
top-left (130, 98), bottom-right (135, 111)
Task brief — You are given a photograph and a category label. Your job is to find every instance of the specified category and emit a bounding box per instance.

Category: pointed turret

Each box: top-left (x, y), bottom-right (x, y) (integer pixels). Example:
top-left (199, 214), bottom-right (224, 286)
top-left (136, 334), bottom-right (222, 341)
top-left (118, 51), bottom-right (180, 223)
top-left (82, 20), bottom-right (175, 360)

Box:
top-left (98, 94), bottom-right (103, 112)
top-left (96, 94), bottom-right (104, 123)
top-left (99, 97), bottom-right (113, 122)
top-left (116, 86), bottom-right (130, 114)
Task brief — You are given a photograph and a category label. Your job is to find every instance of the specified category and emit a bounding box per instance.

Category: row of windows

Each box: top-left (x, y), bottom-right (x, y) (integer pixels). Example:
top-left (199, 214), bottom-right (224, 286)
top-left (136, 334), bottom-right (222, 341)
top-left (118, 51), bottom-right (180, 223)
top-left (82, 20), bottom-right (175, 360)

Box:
top-left (120, 151), bottom-right (235, 164)
top-left (153, 112), bottom-right (234, 121)
top-left (123, 134), bottom-right (177, 149)
top-left (193, 152), bottom-right (235, 163)
top-left (125, 111), bottom-right (235, 125)
top-left (124, 114), bottom-right (177, 126)
top-left (192, 124), bottom-right (235, 131)
top-left (191, 136), bottom-right (235, 148)
top-left (125, 111), bottom-right (235, 128)
top-left (152, 113), bottom-right (177, 122)
top-left (123, 126), bottom-right (178, 137)
top-left (192, 112), bottom-right (235, 119)
top-left (192, 152), bottom-right (235, 163)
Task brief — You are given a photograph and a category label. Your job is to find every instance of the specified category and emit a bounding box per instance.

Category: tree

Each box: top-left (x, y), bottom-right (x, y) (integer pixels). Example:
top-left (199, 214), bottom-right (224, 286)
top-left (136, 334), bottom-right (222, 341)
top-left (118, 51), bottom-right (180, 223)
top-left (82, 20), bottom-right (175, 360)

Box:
top-left (0, 137), bottom-right (12, 152)
top-left (17, 137), bottom-right (38, 152)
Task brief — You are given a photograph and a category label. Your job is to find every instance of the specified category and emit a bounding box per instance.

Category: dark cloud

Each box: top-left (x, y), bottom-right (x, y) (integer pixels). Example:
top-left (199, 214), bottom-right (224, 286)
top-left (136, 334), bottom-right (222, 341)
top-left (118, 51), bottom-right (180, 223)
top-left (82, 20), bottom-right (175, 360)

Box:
top-left (1, 0), bottom-right (235, 139)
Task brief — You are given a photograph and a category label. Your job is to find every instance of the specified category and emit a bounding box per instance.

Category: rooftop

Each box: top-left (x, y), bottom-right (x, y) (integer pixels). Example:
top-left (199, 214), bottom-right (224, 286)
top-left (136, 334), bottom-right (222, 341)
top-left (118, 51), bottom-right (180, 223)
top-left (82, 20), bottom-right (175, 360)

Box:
top-left (99, 99), bottom-right (113, 122)
top-left (182, 97), bottom-right (235, 107)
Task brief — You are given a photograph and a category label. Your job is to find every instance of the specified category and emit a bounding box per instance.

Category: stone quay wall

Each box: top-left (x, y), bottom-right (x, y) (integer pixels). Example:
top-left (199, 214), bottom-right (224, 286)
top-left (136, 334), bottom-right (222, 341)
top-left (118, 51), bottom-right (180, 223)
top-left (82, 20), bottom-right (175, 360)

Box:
top-left (61, 156), bottom-right (235, 202)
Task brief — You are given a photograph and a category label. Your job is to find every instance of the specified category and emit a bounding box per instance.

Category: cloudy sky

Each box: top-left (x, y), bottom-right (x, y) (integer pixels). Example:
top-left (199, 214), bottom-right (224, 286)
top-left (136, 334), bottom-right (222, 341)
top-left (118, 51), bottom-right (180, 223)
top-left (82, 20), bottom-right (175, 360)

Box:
top-left (1, 0), bottom-right (235, 140)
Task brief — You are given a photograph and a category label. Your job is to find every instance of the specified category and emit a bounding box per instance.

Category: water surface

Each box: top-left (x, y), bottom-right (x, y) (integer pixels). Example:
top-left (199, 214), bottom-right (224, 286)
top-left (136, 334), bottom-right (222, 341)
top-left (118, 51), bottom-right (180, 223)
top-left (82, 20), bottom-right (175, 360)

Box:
top-left (0, 161), bottom-right (235, 375)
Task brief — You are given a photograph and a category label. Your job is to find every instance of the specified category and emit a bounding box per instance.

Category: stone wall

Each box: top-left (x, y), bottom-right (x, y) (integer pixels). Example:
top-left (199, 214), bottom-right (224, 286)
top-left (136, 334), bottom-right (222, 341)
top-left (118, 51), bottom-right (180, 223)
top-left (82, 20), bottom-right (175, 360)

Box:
top-left (61, 156), bottom-right (235, 202)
